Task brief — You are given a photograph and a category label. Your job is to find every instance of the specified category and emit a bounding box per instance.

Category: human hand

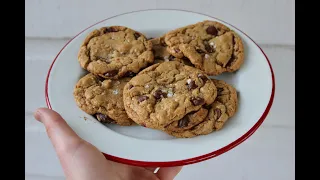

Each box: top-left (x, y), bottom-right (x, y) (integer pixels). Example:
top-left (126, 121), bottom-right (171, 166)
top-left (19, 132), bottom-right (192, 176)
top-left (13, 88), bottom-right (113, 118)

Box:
top-left (34, 108), bottom-right (182, 180)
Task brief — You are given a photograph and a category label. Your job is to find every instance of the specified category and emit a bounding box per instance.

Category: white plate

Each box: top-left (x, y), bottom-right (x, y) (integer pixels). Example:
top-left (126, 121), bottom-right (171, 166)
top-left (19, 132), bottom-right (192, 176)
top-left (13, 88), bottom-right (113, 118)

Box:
top-left (45, 9), bottom-right (275, 167)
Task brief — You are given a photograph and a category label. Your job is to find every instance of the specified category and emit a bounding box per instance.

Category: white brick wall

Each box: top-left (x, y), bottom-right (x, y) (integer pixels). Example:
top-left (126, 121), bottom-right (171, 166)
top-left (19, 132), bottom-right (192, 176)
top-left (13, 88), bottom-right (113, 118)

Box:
top-left (25, 0), bottom-right (295, 179)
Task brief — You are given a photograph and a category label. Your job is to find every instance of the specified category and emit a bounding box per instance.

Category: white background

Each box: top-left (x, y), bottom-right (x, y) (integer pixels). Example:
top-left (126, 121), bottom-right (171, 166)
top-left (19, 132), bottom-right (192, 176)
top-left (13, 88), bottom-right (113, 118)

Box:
top-left (25, 0), bottom-right (295, 179)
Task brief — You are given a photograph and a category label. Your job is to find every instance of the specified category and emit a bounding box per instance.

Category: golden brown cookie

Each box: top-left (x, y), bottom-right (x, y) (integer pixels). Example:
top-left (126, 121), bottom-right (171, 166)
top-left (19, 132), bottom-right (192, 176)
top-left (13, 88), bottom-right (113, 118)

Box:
top-left (123, 61), bottom-right (217, 129)
top-left (73, 73), bottom-right (134, 126)
top-left (149, 36), bottom-right (192, 65)
top-left (165, 79), bottom-right (238, 138)
top-left (164, 20), bottom-right (244, 76)
top-left (78, 26), bottom-right (154, 79)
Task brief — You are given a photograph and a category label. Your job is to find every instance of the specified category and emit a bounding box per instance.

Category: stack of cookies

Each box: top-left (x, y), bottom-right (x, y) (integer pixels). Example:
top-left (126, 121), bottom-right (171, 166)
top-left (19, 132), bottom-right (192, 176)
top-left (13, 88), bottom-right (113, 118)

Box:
top-left (73, 20), bottom-right (244, 138)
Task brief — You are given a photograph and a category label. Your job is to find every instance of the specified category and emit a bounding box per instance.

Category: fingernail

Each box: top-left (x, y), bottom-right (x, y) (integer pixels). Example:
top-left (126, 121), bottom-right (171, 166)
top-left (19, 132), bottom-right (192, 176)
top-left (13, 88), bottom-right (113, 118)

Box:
top-left (34, 109), bottom-right (43, 122)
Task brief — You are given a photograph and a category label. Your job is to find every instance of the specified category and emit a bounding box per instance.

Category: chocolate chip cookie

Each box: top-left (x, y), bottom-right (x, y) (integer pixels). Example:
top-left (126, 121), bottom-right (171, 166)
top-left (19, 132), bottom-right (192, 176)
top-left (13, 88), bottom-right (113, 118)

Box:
top-left (73, 73), bottom-right (134, 126)
top-left (78, 26), bottom-right (154, 79)
top-left (123, 61), bottom-right (217, 129)
top-left (149, 36), bottom-right (192, 65)
top-left (165, 79), bottom-right (238, 138)
top-left (164, 20), bottom-right (244, 76)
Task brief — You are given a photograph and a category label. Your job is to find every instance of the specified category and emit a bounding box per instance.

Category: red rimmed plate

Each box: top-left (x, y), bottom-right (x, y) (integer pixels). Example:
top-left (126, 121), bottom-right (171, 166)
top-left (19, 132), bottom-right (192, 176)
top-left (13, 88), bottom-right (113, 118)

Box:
top-left (45, 9), bottom-right (275, 167)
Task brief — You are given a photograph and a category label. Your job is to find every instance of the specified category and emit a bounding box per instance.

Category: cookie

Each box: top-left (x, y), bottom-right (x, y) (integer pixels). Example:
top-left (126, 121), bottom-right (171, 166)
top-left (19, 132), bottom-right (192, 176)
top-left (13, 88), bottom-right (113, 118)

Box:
top-left (78, 26), bottom-right (154, 79)
top-left (165, 79), bottom-right (238, 138)
top-left (73, 73), bottom-right (134, 126)
top-left (164, 20), bottom-right (244, 76)
top-left (123, 61), bottom-right (217, 129)
top-left (149, 36), bottom-right (194, 66)
top-left (165, 107), bottom-right (208, 133)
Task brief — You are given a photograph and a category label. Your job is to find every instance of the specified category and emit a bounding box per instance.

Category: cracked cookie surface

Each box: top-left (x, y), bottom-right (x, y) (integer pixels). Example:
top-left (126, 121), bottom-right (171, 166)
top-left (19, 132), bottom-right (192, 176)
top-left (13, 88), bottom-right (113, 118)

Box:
top-left (149, 36), bottom-right (192, 66)
top-left (78, 26), bottom-right (154, 79)
top-left (123, 61), bottom-right (217, 129)
top-left (164, 20), bottom-right (244, 76)
top-left (165, 79), bottom-right (238, 138)
top-left (73, 73), bottom-right (134, 126)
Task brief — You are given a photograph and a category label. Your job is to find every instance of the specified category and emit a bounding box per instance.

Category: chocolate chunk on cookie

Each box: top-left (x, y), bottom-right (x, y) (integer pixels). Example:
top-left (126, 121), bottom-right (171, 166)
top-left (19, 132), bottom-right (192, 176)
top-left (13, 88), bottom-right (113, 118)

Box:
top-left (164, 20), bottom-right (244, 75)
top-left (123, 61), bottom-right (217, 129)
top-left (149, 36), bottom-right (193, 66)
top-left (165, 108), bottom-right (208, 133)
top-left (165, 79), bottom-right (238, 138)
top-left (73, 73), bottom-right (134, 126)
top-left (78, 26), bottom-right (154, 79)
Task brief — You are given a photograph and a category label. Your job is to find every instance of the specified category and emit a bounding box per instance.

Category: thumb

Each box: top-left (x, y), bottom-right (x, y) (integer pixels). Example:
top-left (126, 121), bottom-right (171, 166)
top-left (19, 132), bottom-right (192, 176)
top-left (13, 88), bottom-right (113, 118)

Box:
top-left (34, 107), bottom-right (83, 157)
top-left (34, 108), bottom-right (114, 180)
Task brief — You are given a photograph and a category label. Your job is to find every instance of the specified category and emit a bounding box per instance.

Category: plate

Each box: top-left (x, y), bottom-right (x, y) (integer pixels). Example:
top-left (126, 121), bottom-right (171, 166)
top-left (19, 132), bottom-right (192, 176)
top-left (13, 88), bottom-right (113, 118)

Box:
top-left (45, 9), bottom-right (275, 167)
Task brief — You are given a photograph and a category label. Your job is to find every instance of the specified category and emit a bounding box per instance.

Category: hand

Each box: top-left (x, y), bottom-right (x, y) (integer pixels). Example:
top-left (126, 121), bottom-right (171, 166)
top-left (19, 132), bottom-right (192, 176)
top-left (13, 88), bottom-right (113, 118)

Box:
top-left (34, 108), bottom-right (182, 180)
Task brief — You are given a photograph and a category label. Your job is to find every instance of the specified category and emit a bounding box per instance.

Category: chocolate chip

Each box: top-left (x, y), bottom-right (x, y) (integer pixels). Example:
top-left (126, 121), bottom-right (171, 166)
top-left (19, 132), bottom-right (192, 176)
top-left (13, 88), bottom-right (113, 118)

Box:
top-left (134, 32), bottom-right (141, 39)
top-left (153, 89), bottom-right (167, 100)
top-left (215, 109), bottom-right (221, 119)
top-left (168, 55), bottom-right (175, 61)
top-left (96, 113), bottom-right (115, 124)
top-left (217, 88), bottom-right (224, 94)
top-left (187, 80), bottom-right (198, 90)
top-left (198, 74), bottom-right (208, 83)
top-left (141, 123), bottom-right (146, 127)
top-left (204, 104), bottom-right (212, 109)
top-left (178, 116), bottom-right (190, 128)
top-left (205, 44), bottom-right (213, 53)
top-left (190, 97), bottom-right (205, 106)
top-left (147, 37), bottom-right (153, 40)
top-left (138, 95), bottom-right (149, 102)
top-left (96, 76), bottom-right (105, 82)
top-left (104, 70), bottom-right (118, 77)
top-left (124, 71), bottom-right (136, 77)
top-left (196, 49), bottom-right (205, 54)
top-left (155, 56), bottom-right (164, 60)
top-left (206, 26), bottom-right (218, 36)
top-left (160, 40), bottom-right (167, 46)
top-left (104, 27), bottom-right (118, 33)
top-left (182, 56), bottom-right (189, 60)
top-left (226, 55), bottom-right (236, 67)
top-left (174, 48), bottom-right (180, 53)
top-left (152, 49), bottom-right (156, 55)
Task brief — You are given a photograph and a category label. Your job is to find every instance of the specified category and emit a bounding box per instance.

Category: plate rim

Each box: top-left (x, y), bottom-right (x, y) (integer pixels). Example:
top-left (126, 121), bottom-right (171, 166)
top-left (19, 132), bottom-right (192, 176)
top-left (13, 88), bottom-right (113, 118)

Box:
top-left (45, 9), bottom-right (275, 167)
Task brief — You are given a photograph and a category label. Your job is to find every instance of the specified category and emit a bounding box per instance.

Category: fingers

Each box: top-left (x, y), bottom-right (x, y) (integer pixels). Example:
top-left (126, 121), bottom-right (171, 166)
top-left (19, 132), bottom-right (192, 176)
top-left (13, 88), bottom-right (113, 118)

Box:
top-left (156, 166), bottom-right (183, 180)
top-left (34, 108), bottom-right (82, 156)
top-left (34, 108), bottom-right (115, 180)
